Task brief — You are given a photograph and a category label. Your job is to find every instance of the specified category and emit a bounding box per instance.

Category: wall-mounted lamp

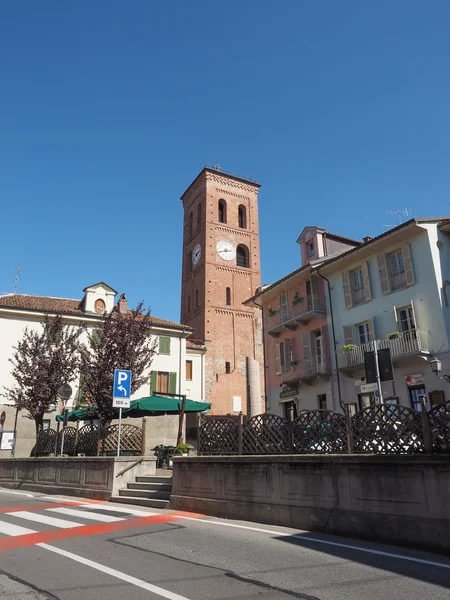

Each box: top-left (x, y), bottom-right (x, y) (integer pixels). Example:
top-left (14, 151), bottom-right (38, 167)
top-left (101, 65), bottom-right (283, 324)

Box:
top-left (428, 356), bottom-right (450, 382)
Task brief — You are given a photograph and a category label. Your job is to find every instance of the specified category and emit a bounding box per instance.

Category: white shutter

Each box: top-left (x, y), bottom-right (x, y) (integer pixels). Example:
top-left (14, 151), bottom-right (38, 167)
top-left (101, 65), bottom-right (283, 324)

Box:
top-left (284, 339), bottom-right (293, 370)
top-left (274, 343), bottom-right (281, 375)
top-left (403, 243), bottom-right (415, 286)
top-left (410, 300), bottom-right (417, 329)
top-left (342, 270), bottom-right (352, 308)
top-left (377, 253), bottom-right (391, 294)
top-left (279, 293), bottom-right (289, 323)
top-left (311, 276), bottom-right (320, 310)
top-left (393, 305), bottom-right (398, 330)
top-left (362, 262), bottom-right (372, 302)
top-left (301, 331), bottom-right (312, 373)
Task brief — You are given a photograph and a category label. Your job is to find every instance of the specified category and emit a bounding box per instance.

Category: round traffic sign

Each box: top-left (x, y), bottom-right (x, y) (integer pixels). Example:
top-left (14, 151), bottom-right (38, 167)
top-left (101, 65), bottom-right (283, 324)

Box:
top-left (0, 411), bottom-right (6, 426)
top-left (57, 383), bottom-right (72, 400)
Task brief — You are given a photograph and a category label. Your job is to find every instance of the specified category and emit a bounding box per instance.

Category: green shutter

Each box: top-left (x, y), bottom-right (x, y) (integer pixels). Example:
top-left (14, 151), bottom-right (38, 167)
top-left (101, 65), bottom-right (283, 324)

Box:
top-left (159, 336), bottom-right (171, 354)
top-left (150, 371), bottom-right (157, 395)
top-left (169, 372), bottom-right (177, 394)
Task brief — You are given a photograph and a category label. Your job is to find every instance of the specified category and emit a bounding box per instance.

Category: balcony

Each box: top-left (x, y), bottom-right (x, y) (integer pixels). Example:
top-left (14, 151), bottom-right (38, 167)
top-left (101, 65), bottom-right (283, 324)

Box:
top-left (265, 294), bottom-right (326, 337)
top-left (340, 329), bottom-right (431, 370)
top-left (281, 356), bottom-right (331, 385)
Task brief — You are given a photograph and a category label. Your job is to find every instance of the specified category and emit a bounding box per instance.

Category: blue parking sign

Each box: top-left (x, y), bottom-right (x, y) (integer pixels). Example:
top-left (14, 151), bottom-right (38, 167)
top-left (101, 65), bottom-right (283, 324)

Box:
top-left (113, 369), bottom-right (132, 401)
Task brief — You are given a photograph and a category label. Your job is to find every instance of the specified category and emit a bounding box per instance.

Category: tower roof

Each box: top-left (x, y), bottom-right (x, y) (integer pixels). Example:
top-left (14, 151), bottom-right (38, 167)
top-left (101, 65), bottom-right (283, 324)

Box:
top-left (180, 166), bottom-right (260, 201)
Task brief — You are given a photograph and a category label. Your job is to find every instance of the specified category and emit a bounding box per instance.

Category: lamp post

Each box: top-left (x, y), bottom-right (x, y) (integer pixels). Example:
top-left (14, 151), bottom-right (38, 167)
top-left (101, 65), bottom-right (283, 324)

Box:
top-left (428, 357), bottom-right (450, 382)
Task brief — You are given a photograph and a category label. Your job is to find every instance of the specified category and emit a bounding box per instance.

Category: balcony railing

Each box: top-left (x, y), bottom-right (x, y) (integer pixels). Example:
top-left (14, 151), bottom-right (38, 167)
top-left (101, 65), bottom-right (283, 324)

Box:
top-left (281, 356), bottom-right (330, 384)
top-left (265, 294), bottom-right (326, 335)
top-left (341, 329), bottom-right (431, 368)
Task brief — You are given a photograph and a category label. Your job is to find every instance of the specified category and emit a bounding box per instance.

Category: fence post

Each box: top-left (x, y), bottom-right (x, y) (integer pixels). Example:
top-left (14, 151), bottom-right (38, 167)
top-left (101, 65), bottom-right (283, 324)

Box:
top-left (238, 412), bottom-right (244, 455)
top-left (419, 395), bottom-right (433, 453)
top-left (96, 425), bottom-right (101, 457)
top-left (344, 403), bottom-right (354, 454)
top-left (196, 413), bottom-right (202, 454)
top-left (141, 417), bottom-right (147, 456)
top-left (287, 405), bottom-right (294, 453)
top-left (74, 421), bottom-right (80, 456)
top-left (54, 421), bottom-right (60, 456)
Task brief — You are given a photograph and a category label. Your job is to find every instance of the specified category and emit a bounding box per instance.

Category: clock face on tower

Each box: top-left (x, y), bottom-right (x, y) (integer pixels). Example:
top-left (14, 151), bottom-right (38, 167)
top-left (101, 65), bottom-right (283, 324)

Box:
top-left (192, 244), bottom-right (201, 266)
top-left (216, 239), bottom-right (236, 261)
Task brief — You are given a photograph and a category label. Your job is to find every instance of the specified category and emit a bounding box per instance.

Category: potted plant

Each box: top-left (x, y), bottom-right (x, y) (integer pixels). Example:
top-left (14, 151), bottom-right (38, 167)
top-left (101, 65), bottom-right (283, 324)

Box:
top-left (268, 306), bottom-right (278, 317)
top-left (387, 332), bottom-right (400, 340)
top-left (290, 360), bottom-right (299, 367)
top-left (174, 443), bottom-right (192, 456)
top-left (342, 344), bottom-right (356, 353)
top-left (292, 292), bottom-right (304, 306)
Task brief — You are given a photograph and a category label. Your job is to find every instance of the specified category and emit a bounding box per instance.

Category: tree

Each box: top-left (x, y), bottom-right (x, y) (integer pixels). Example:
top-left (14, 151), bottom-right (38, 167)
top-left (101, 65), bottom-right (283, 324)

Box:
top-left (80, 302), bottom-right (157, 425)
top-left (4, 316), bottom-right (85, 435)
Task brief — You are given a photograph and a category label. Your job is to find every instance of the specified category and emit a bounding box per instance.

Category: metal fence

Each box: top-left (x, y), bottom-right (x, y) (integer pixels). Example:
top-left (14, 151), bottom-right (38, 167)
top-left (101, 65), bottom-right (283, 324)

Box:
top-left (198, 401), bottom-right (450, 455)
top-left (35, 424), bottom-right (143, 457)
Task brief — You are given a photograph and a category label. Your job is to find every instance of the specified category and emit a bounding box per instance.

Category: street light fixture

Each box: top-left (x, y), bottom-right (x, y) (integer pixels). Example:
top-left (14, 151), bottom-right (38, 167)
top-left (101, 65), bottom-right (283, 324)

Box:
top-left (428, 356), bottom-right (450, 382)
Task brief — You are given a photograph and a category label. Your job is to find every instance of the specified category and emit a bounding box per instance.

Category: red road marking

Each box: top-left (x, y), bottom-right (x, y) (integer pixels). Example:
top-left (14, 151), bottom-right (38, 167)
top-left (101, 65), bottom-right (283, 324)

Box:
top-left (0, 511), bottom-right (203, 553)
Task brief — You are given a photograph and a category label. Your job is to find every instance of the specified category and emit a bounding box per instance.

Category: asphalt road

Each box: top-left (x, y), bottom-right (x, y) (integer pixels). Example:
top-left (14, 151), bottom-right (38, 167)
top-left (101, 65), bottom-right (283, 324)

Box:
top-left (0, 487), bottom-right (449, 600)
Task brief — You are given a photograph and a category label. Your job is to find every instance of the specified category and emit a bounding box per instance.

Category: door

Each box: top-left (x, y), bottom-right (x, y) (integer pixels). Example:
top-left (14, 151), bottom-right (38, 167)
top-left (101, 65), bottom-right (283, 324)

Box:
top-left (397, 305), bottom-right (417, 351)
top-left (283, 400), bottom-right (298, 420)
top-left (409, 385), bottom-right (426, 412)
top-left (314, 329), bottom-right (324, 373)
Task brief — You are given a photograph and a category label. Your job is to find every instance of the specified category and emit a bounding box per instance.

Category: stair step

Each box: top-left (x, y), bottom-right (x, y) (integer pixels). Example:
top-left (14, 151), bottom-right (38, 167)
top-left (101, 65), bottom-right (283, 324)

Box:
top-left (136, 476), bottom-right (172, 484)
top-left (127, 482), bottom-right (172, 492)
top-left (110, 496), bottom-right (170, 509)
top-left (119, 489), bottom-right (171, 500)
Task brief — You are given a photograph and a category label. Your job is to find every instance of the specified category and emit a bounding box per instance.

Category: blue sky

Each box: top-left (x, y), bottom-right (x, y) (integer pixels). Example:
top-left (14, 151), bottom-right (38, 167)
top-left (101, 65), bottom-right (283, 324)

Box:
top-left (1, 1), bottom-right (450, 322)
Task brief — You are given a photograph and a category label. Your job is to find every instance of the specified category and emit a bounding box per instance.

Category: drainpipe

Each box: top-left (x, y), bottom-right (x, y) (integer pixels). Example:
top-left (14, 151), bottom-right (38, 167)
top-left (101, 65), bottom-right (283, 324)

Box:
top-left (252, 297), bottom-right (268, 413)
top-left (316, 269), bottom-right (344, 410)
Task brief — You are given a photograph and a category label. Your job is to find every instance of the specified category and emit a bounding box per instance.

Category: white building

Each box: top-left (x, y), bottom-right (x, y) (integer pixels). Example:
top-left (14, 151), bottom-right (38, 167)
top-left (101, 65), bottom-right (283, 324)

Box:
top-left (0, 282), bottom-right (206, 457)
top-left (317, 218), bottom-right (450, 411)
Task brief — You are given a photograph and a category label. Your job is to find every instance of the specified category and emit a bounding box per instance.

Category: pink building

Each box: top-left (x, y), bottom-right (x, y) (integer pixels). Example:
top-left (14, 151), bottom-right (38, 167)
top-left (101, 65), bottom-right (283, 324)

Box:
top-left (245, 227), bottom-right (359, 417)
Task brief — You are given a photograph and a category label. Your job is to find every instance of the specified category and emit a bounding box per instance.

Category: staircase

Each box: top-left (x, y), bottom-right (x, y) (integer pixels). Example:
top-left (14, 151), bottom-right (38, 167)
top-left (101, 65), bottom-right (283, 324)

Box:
top-left (110, 475), bottom-right (172, 509)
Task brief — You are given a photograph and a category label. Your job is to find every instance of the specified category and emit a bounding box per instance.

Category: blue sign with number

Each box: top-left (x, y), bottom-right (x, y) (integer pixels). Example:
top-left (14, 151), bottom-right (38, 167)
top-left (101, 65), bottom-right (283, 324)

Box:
top-left (113, 369), bottom-right (132, 399)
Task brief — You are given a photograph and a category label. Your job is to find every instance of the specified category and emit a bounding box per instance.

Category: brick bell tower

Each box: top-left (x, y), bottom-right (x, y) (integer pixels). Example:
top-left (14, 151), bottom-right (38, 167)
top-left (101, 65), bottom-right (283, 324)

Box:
top-left (180, 166), bottom-right (264, 416)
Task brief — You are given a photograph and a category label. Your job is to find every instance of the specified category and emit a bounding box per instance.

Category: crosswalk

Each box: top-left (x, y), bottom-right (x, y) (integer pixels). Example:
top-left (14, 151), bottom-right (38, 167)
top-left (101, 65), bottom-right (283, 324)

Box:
top-left (0, 502), bottom-right (157, 538)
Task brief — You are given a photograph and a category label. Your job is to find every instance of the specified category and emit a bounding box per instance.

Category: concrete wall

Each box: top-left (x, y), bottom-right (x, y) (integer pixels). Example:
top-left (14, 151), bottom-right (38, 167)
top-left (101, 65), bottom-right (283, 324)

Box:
top-left (0, 456), bottom-right (156, 499)
top-left (171, 455), bottom-right (450, 554)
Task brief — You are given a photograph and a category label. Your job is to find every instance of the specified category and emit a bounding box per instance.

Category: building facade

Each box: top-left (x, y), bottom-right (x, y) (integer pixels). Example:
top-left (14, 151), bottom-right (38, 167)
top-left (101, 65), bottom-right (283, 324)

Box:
top-left (0, 282), bottom-right (205, 457)
top-left (180, 167), bottom-right (264, 416)
top-left (318, 218), bottom-right (450, 411)
top-left (245, 227), bottom-right (359, 417)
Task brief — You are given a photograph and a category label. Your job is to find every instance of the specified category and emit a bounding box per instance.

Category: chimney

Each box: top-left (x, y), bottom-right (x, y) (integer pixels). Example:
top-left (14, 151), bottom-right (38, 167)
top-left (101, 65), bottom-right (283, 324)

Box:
top-left (118, 293), bottom-right (128, 313)
top-left (363, 236), bottom-right (373, 243)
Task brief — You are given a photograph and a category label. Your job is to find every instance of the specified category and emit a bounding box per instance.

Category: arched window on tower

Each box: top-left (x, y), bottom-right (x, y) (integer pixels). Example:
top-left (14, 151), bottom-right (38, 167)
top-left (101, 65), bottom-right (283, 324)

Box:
top-left (188, 212), bottom-right (193, 237)
top-left (218, 199), bottom-right (227, 224)
top-left (197, 203), bottom-right (202, 228)
top-left (187, 295), bottom-right (191, 313)
top-left (226, 287), bottom-right (231, 306)
top-left (238, 205), bottom-right (247, 229)
top-left (187, 251), bottom-right (192, 273)
top-left (195, 289), bottom-right (199, 307)
top-left (236, 244), bottom-right (250, 268)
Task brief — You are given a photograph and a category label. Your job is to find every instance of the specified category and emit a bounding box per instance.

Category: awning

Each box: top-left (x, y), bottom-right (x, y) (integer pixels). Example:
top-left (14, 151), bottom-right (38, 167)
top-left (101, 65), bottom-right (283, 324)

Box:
top-left (56, 395), bottom-right (211, 422)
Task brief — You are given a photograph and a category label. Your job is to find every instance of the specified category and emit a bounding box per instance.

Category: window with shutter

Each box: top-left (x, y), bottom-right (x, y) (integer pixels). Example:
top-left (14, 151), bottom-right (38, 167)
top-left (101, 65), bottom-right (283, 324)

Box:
top-left (279, 293), bottom-right (289, 323)
top-left (301, 331), bottom-right (312, 372)
top-left (157, 372), bottom-right (169, 394)
top-left (342, 271), bottom-right (353, 308)
top-left (349, 267), bottom-right (365, 305)
top-left (150, 371), bottom-right (157, 394)
top-left (387, 249), bottom-right (407, 291)
top-left (377, 253), bottom-right (391, 294)
top-left (284, 339), bottom-right (293, 371)
top-left (169, 372), bottom-right (177, 394)
top-left (362, 261), bottom-right (372, 302)
top-left (159, 336), bottom-right (171, 355)
top-left (402, 243), bottom-right (415, 286)
top-left (343, 325), bottom-right (354, 345)
top-left (186, 360), bottom-right (193, 380)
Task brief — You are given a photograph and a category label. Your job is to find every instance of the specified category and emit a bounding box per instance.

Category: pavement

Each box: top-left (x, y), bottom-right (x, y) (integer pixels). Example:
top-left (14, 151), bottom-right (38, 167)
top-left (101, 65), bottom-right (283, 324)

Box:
top-left (0, 487), bottom-right (449, 599)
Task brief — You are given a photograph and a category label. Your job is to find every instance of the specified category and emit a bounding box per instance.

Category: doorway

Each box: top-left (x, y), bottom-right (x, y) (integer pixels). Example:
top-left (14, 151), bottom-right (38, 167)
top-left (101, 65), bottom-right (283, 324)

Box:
top-left (408, 385), bottom-right (426, 411)
top-left (429, 390), bottom-right (445, 408)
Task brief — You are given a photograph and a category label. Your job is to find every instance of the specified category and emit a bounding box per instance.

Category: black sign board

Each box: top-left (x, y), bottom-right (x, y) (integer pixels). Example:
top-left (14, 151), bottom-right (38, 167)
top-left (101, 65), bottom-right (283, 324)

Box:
top-left (364, 348), bottom-right (394, 384)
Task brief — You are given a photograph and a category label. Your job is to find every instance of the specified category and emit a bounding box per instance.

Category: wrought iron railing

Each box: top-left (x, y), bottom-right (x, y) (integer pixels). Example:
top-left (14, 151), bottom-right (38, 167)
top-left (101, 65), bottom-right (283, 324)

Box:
top-left (264, 294), bottom-right (326, 332)
top-left (281, 356), bottom-right (330, 383)
top-left (198, 401), bottom-right (450, 456)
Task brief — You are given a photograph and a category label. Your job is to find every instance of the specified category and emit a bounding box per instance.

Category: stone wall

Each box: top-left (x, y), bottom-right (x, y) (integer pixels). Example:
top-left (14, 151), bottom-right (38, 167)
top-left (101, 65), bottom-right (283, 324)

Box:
top-left (0, 456), bottom-right (156, 499)
top-left (171, 454), bottom-right (450, 553)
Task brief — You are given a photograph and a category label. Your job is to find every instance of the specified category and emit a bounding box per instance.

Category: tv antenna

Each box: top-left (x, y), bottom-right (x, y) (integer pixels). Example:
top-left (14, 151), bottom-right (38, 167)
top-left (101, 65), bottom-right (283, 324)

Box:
top-left (7, 265), bottom-right (23, 293)
top-left (383, 208), bottom-right (411, 228)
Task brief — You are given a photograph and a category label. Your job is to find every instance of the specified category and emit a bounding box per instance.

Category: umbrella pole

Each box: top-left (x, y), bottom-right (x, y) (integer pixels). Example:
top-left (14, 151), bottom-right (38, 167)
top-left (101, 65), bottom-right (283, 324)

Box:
top-left (176, 395), bottom-right (187, 446)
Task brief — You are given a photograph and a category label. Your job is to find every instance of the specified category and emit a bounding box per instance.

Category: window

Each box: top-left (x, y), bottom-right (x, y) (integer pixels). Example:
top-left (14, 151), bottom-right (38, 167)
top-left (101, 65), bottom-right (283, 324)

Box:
top-left (195, 289), bottom-right (199, 307)
top-left (236, 244), bottom-right (250, 268)
top-left (187, 251), bottom-right (192, 273)
top-left (409, 385), bottom-right (426, 412)
top-left (197, 203), bottom-right (202, 228)
top-left (159, 336), bottom-right (171, 355)
top-left (350, 267), bottom-right (365, 306)
top-left (318, 394), bottom-right (327, 410)
top-left (187, 296), bottom-right (191, 313)
top-left (218, 199), bottom-right (227, 223)
top-left (279, 293), bottom-right (289, 322)
top-left (314, 329), bottom-right (324, 371)
top-left (306, 239), bottom-right (315, 257)
top-left (226, 287), bottom-right (231, 306)
top-left (275, 340), bottom-right (293, 374)
top-left (188, 212), bottom-right (193, 237)
top-left (42, 419), bottom-right (51, 431)
top-left (150, 370), bottom-right (176, 394)
top-left (357, 322), bottom-right (371, 344)
top-left (397, 306), bottom-right (415, 332)
top-left (225, 361), bottom-right (231, 374)
top-left (186, 360), bottom-right (193, 381)
top-left (94, 299), bottom-right (106, 313)
top-left (388, 249), bottom-right (406, 290)
top-left (238, 205), bottom-right (247, 228)
top-left (283, 400), bottom-right (298, 420)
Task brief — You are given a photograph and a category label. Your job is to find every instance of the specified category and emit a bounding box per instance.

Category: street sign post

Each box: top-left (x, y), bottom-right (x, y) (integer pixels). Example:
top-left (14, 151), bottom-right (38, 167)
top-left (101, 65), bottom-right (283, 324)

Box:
top-left (113, 369), bottom-right (132, 457)
top-left (0, 411), bottom-right (5, 447)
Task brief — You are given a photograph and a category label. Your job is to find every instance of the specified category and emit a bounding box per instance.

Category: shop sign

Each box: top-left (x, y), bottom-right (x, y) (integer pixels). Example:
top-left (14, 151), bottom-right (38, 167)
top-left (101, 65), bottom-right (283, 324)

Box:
top-left (280, 385), bottom-right (298, 399)
top-left (405, 373), bottom-right (424, 386)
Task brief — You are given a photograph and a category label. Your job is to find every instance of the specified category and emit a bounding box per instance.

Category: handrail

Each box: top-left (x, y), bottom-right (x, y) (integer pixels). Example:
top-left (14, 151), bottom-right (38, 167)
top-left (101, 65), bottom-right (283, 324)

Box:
top-left (115, 457), bottom-right (144, 478)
